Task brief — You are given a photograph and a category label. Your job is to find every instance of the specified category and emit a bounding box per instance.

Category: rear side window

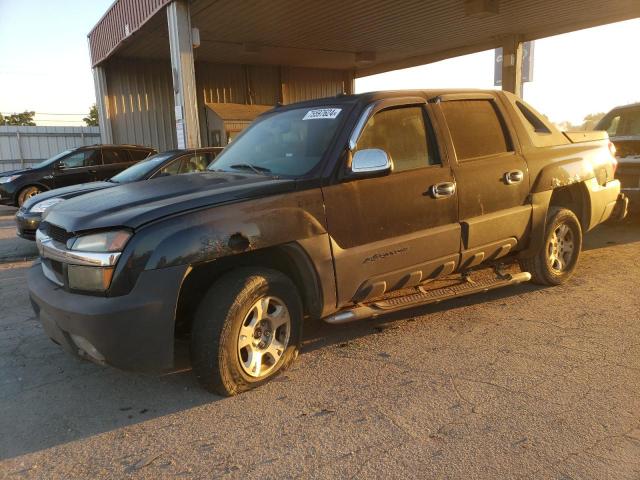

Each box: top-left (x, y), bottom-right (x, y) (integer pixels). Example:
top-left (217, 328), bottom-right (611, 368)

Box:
top-left (128, 149), bottom-right (152, 161)
top-left (516, 101), bottom-right (551, 134)
top-left (102, 149), bottom-right (131, 164)
top-left (440, 100), bottom-right (512, 161)
top-left (356, 106), bottom-right (436, 172)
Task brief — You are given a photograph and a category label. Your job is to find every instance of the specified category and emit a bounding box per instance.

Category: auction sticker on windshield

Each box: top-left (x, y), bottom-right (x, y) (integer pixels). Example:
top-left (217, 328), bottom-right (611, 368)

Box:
top-left (303, 108), bottom-right (342, 120)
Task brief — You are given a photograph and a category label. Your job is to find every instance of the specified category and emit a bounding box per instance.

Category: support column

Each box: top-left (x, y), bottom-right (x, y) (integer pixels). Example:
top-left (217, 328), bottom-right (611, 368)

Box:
top-left (92, 66), bottom-right (113, 144)
top-left (501, 35), bottom-right (523, 97)
top-left (167, 0), bottom-right (200, 148)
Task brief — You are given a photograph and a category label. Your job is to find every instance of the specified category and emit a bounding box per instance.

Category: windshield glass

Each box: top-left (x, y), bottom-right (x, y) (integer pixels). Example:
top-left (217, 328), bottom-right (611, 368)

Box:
top-left (110, 152), bottom-right (175, 183)
top-left (208, 106), bottom-right (345, 176)
top-left (32, 149), bottom-right (73, 169)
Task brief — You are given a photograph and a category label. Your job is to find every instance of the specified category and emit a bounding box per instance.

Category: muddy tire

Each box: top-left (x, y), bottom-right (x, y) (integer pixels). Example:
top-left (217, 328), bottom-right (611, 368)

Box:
top-left (17, 186), bottom-right (43, 207)
top-left (520, 207), bottom-right (582, 286)
top-left (190, 268), bottom-right (302, 396)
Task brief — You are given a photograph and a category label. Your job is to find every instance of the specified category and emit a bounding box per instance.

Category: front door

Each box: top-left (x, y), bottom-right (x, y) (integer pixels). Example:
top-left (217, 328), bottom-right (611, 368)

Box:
top-left (53, 150), bottom-right (101, 188)
top-left (323, 101), bottom-right (460, 306)
top-left (435, 94), bottom-right (531, 268)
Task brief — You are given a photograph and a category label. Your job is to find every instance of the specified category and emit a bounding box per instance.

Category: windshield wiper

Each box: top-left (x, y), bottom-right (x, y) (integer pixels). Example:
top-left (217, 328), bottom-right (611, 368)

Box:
top-left (228, 163), bottom-right (271, 175)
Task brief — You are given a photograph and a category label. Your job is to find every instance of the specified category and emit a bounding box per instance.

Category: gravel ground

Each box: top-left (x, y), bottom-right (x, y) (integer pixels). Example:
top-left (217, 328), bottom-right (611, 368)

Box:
top-left (0, 217), bottom-right (639, 479)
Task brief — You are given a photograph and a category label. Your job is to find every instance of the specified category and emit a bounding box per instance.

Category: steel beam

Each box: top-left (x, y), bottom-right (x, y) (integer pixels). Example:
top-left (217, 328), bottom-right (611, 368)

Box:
top-left (167, 0), bottom-right (201, 148)
top-left (501, 35), bottom-right (523, 97)
top-left (92, 66), bottom-right (113, 144)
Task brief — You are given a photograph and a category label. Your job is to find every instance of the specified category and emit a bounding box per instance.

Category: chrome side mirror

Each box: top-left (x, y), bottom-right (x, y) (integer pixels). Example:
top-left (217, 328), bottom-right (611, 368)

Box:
top-left (350, 148), bottom-right (392, 176)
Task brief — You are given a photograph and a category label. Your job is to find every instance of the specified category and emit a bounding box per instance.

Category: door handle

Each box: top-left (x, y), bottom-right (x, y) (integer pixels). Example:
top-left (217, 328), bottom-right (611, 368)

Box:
top-left (504, 170), bottom-right (524, 185)
top-left (89, 169), bottom-right (97, 174)
top-left (430, 181), bottom-right (456, 199)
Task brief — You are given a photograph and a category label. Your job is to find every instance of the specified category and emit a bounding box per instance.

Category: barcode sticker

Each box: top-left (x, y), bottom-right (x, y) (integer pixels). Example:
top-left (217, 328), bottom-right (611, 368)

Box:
top-left (303, 108), bottom-right (342, 120)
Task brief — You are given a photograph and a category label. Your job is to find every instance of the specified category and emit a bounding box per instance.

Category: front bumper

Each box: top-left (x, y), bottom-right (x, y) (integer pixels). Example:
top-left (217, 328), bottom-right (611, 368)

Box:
top-left (28, 261), bottom-right (189, 371)
top-left (15, 209), bottom-right (41, 240)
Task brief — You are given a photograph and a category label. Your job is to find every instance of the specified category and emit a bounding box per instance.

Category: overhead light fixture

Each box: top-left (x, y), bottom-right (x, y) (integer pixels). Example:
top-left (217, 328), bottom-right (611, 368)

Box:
top-left (355, 51), bottom-right (376, 65)
top-left (464, 0), bottom-right (499, 18)
top-left (192, 27), bottom-right (200, 49)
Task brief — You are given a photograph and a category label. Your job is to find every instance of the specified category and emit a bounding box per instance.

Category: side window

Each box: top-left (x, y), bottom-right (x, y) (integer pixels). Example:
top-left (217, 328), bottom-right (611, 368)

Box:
top-left (355, 106), bottom-right (435, 172)
top-left (440, 100), bottom-right (513, 161)
top-left (516, 101), bottom-right (551, 134)
top-left (157, 157), bottom-right (183, 177)
top-left (102, 149), bottom-right (131, 165)
top-left (60, 151), bottom-right (100, 168)
top-left (128, 149), bottom-right (152, 161)
top-left (181, 154), bottom-right (211, 173)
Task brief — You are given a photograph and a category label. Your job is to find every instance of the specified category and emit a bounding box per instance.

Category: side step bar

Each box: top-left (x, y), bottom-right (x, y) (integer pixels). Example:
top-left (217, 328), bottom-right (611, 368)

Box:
top-left (324, 271), bottom-right (531, 325)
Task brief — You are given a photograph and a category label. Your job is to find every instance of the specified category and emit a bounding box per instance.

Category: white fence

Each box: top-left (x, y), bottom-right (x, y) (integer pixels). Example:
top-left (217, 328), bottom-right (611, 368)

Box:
top-left (0, 126), bottom-right (102, 173)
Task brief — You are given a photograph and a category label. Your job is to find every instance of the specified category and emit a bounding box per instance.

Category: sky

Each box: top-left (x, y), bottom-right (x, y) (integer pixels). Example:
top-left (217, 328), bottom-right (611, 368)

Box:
top-left (0, 2), bottom-right (638, 127)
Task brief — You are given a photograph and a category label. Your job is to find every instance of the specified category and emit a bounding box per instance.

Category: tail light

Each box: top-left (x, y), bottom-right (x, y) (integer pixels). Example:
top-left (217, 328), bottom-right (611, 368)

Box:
top-left (608, 141), bottom-right (618, 176)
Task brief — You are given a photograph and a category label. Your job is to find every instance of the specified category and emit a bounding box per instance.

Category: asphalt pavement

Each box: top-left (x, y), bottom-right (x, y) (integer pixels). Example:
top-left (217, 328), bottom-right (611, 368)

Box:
top-left (0, 216), bottom-right (639, 479)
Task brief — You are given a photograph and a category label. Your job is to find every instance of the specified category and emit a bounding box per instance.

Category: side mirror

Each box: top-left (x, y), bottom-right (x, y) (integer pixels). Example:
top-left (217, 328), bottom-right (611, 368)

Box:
top-left (54, 162), bottom-right (64, 171)
top-left (350, 148), bottom-right (392, 176)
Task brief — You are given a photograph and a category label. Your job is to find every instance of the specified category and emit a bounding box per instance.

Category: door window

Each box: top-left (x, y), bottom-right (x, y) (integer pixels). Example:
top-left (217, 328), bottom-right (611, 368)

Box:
top-left (156, 153), bottom-right (214, 177)
top-left (59, 150), bottom-right (100, 168)
top-left (128, 149), bottom-right (152, 161)
top-left (355, 106), bottom-right (433, 172)
top-left (102, 149), bottom-right (131, 165)
top-left (440, 100), bottom-right (513, 161)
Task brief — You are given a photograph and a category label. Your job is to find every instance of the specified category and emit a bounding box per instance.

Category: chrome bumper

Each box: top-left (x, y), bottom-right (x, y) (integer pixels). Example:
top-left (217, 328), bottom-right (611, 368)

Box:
top-left (35, 229), bottom-right (121, 267)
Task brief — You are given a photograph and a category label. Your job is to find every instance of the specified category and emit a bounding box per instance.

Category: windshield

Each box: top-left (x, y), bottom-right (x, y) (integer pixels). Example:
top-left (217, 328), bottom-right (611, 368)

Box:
top-left (208, 106), bottom-right (345, 176)
top-left (31, 149), bottom-right (73, 169)
top-left (110, 152), bottom-right (175, 183)
top-left (597, 107), bottom-right (640, 137)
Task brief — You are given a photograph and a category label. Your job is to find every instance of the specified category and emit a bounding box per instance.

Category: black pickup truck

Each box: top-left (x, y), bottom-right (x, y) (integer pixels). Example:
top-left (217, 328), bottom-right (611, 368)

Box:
top-left (28, 90), bottom-right (626, 395)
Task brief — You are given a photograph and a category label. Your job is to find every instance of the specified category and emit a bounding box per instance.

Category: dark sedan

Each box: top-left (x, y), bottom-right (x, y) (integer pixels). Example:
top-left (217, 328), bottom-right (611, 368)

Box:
top-left (0, 144), bottom-right (155, 207)
top-left (16, 148), bottom-right (222, 240)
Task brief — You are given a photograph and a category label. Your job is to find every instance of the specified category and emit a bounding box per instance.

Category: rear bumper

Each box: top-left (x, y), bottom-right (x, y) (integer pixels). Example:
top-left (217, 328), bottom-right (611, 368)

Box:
top-left (15, 210), bottom-right (41, 240)
top-left (28, 261), bottom-right (188, 371)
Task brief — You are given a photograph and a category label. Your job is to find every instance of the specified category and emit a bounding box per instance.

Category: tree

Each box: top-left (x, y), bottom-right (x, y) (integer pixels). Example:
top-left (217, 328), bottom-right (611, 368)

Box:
top-left (1, 111), bottom-right (36, 126)
top-left (581, 112), bottom-right (605, 131)
top-left (84, 104), bottom-right (99, 127)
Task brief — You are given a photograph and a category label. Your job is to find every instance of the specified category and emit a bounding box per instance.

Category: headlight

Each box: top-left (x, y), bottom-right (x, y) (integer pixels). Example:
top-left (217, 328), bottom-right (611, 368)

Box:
top-left (30, 197), bottom-right (65, 213)
top-left (0, 175), bottom-right (21, 184)
top-left (68, 229), bottom-right (132, 252)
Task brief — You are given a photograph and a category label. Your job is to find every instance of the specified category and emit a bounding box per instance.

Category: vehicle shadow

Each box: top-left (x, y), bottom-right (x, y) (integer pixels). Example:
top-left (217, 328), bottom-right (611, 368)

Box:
top-left (301, 281), bottom-right (548, 355)
top-left (583, 216), bottom-right (640, 251)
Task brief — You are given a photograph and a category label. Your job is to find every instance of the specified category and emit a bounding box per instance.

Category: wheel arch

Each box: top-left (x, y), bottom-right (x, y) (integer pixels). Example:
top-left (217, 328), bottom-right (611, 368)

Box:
top-left (174, 242), bottom-right (325, 339)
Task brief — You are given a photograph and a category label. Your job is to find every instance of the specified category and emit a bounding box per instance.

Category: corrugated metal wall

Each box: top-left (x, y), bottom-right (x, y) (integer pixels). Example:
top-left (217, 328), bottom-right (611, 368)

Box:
top-left (0, 126), bottom-right (101, 173)
top-left (282, 67), bottom-right (353, 103)
top-left (105, 59), bottom-right (176, 151)
top-left (103, 59), bottom-right (353, 150)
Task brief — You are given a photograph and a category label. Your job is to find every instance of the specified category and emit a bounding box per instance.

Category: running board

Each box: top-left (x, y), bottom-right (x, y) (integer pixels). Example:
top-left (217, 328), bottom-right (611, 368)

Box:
top-left (324, 271), bottom-right (531, 325)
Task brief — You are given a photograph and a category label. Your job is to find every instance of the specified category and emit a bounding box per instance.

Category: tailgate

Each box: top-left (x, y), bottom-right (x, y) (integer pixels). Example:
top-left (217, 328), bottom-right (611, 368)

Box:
top-left (563, 130), bottom-right (609, 143)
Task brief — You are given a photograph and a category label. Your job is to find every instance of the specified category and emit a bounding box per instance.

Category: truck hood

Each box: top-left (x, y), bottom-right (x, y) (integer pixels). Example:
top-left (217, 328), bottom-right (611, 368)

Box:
top-left (22, 181), bottom-right (113, 211)
top-left (43, 171), bottom-right (296, 232)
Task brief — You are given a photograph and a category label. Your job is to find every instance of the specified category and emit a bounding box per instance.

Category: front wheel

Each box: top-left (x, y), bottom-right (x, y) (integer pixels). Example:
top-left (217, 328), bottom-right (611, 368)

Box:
top-left (519, 207), bottom-right (582, 286)
top-left (17, 186), bottom-right (43, 207)
top-left (190, 268), bottom-right (303, 396)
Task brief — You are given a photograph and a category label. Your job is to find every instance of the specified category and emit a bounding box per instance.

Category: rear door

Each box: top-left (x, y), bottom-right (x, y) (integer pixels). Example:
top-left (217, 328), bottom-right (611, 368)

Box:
top-left (53, 150), bottom-right (101, 188)
top-left (100, 148), bottom-right (133, 179)
top-left (435, 93), bottom-right (531, 269)
top-left (322, 99), bottom-right (460, 305)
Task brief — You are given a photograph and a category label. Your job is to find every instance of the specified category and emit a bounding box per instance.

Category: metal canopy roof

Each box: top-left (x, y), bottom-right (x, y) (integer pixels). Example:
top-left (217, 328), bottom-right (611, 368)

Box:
top-left (90, 0), bottom-right (640, 76)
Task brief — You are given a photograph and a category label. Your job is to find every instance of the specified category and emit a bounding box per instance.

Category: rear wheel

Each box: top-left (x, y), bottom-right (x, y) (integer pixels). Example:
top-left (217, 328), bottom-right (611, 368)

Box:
top-left (190, 268), bottom-right (302, 396)
top-left (519, 207), bottom-right (582, 285)
top-left (17, 186), bottom-right (43, 207)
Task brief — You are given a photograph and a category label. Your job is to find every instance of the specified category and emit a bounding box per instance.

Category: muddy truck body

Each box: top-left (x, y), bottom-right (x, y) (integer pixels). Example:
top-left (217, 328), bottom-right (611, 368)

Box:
top-left (28, 90), bottom-right (627, 395)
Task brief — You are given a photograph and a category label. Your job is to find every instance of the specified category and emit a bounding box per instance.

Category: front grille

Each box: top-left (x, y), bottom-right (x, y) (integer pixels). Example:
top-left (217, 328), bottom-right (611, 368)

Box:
top-left (42, 222), bottom-right (73, 244)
